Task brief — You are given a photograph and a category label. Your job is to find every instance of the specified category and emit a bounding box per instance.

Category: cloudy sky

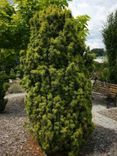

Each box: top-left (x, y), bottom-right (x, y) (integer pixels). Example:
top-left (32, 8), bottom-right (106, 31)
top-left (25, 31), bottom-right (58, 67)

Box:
top-left (68, 0), bottom-right (117, 49)
top-left (8, 0), bottom-right (117, 49)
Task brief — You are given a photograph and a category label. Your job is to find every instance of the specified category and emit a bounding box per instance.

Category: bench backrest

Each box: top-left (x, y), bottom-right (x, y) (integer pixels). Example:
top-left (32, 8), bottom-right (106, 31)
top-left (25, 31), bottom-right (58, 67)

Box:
top-left (93, 80), bottom-right (117, 97)
top-left (106, 83), bottom-right (117, 97)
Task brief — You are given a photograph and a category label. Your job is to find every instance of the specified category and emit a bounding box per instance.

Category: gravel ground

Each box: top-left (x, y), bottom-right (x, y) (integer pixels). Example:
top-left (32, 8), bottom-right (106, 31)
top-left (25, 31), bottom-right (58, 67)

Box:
top-left (79, 125), bottom-right (117, 156)
top-left (99, 108), bottom-right (117, 121)
top-left (0, 93), bottom-right (117, 156)
top-left (0, 94), bottom-right (44, 156)
top-left (79, 93), bottom-right (117, 156)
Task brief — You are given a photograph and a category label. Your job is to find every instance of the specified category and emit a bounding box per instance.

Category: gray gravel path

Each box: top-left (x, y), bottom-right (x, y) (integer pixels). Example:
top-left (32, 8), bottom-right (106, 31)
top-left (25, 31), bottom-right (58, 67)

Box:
top-left (80, 93), bottom-right (117, 156)
top-left (0, 93), bottom-right (117, 156)
top-left (92, 93), bottom-right (117, 131)
top-left (92, 111), bottom-right (117, 131)
top-left (0, 94), bottom-right (42, 156)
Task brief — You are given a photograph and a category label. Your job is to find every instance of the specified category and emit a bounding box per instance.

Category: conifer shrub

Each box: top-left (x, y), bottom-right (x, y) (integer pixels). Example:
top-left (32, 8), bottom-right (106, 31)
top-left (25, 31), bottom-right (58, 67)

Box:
top-left (21, 6), bottom-right (94, 156)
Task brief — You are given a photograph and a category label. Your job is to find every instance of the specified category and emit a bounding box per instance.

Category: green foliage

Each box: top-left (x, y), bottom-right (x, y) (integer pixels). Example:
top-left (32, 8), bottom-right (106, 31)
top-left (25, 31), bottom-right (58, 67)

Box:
top-left (0, 0), bottom-right (14, 18)
top-left (14, 0), bottom-right (71, 48)
top-left (0, 49), bottom-right (18, 74)
top-left (0, 0), bottom-right (29, 49)
top-left (21, 6), bottom-right (94, 155)
top-left (0, 0), bottom-right (72, 49)
top-left (0, 46), bottom-right (19, 112)
top-left (94, 62), bottom-right (109, 82)
top-left (91, 48), bottom-right (105, 57)
top-left (0, 0), bottom-right (15, 49)
top-left (103, 10), bottom-right (117, 83)
top-left (0, 0), bottom-right (71, 112)
top-left (0, 71), bottom-right (8, 112)
top-left (0, 1), bottom-right (13, 112)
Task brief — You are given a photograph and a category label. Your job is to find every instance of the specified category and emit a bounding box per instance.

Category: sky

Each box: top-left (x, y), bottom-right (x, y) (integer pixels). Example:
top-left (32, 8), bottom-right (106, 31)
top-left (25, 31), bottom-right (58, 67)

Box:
top-left (8, 0), bottom-right (117, 49)
top-left (68, 0), bottom-right (117, 49)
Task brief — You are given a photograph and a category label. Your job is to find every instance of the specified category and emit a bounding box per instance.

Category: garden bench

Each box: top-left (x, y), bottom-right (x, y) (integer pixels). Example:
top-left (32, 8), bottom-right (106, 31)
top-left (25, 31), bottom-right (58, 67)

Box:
top-left (93, 80), bottom-right (117, 107)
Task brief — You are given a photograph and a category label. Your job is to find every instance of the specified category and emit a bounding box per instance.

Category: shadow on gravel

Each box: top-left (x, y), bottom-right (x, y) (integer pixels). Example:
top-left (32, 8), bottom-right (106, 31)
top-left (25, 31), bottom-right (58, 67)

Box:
top-left (92, 93), bottom-right (107, 106)
top-left (3, 96), bottom-right (26, 117)
top-left (79, 125), bottom-right (117, 156)
top-left (92, 93), bottom-right (116, 109)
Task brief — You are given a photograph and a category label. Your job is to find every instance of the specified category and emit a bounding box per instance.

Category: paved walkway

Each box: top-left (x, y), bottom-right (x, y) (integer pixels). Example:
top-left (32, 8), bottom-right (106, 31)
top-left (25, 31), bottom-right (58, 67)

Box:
top-left (92, 99), bottom-right (117, 131)
top-left (5, 93), bottom-right (26, 99)
top-left (92, 109), bottom-right (117, 131)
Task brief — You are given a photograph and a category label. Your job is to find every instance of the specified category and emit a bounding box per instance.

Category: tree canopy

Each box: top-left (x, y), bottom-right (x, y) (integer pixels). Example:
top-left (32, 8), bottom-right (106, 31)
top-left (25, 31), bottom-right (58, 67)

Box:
top-left (0, 0), bottom-right (71, 49)
top-left (91, 48), bottom-right (105, 57)
top-left (103, 10), bottom-right (117, 83)
top-left (0, 0), bottom-right (14, 48)
top-left (0, 0), bottom-right (73, 112)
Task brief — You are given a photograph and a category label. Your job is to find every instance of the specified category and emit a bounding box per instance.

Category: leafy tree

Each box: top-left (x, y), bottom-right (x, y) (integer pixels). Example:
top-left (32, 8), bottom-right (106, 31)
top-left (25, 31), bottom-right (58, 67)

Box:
top-left (0, 0), bottom-right (72, 112)
top-left (103, 10), bottom-right (117, 83)
top-left (21, 6), bottom-right (94, 156)
top-left (0, 0), bottom-right (15, 48)
top-left (0, 0), bottom-right (71, 50)
top-left (1, 0), bottom-right (72, 50)
top-left (91, 48), bottom-right (105, 57)
top-left (93, 62), bottom-right (109, 81)
top-left (0, 49), bottom-right (18, 74)
top-left (0, 0), bottom-right (12, 112)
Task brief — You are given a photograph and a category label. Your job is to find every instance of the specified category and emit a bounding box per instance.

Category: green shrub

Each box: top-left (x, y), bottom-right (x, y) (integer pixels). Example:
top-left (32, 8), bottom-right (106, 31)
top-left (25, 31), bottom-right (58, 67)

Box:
top-left (94, 62), bottom-right (109, 82)
top-left (0, 71), bottom-right (8, 112)
top-left (21, 6), bottom-right (94, 156)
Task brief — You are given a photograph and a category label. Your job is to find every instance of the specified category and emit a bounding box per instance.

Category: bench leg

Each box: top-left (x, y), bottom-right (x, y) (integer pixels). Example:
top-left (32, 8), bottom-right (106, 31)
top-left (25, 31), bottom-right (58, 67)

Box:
top-left (106, 97), bottom-right (110, 109)
top-left (115, 96), bottom-right (117, 107)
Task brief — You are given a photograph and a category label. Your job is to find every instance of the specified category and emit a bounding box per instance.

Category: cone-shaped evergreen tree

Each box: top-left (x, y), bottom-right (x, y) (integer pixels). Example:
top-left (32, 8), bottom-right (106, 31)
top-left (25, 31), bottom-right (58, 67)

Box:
top-left (21, 6), bottom-right (94, 156)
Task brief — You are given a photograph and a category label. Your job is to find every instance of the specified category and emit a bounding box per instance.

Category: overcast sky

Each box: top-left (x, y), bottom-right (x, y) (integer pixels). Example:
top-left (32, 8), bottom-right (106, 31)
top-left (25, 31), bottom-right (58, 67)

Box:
top-left (68, 0), bottom-right (117, 49)
top-left (8, 0), bottom-right (117, 49)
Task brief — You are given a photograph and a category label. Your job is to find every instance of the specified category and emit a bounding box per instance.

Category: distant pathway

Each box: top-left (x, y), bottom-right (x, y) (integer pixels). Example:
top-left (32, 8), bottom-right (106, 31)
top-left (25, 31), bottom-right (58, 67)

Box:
top-left (92, 103), bottom-right (117, 131)
top-left (5, 93), bottom-right (26, 99)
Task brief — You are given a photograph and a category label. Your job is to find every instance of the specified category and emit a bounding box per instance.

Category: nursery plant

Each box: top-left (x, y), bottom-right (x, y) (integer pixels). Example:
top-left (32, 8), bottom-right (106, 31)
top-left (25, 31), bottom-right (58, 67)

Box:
top-left (21, 5), bottom-right (94, 156)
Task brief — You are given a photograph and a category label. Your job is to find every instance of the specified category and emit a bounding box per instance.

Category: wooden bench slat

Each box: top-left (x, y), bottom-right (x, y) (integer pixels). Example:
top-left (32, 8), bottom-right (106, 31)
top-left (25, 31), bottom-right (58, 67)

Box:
top-left (93, 80), bottom-right (117, 107)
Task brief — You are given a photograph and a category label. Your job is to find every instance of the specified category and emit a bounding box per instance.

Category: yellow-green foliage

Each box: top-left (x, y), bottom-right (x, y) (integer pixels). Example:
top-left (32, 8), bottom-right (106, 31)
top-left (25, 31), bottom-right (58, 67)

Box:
top-left (21, 6), bottom-right (94, 156)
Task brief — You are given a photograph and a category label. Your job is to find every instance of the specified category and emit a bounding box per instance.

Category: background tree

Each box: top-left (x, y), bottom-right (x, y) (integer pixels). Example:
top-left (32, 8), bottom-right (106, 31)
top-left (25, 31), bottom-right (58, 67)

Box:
top-left (0, 0), bottom-right (14, 112)
top-left (103, 10), bottom-right (117, 83)
top-left (0, 49), bottom-right (18, 74)
top-left (91, 48), bottom-right (105, 57)
top-left (0, 0), bottom-right (72, 54)
top-left (21, 6), bottom-right (94, 156)
top-left (1, 0), bottom-right (71, 50)
top-left (0, 0), bottom-right (71, 112)
top-left (0, 0), bottom-right (15, 48)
